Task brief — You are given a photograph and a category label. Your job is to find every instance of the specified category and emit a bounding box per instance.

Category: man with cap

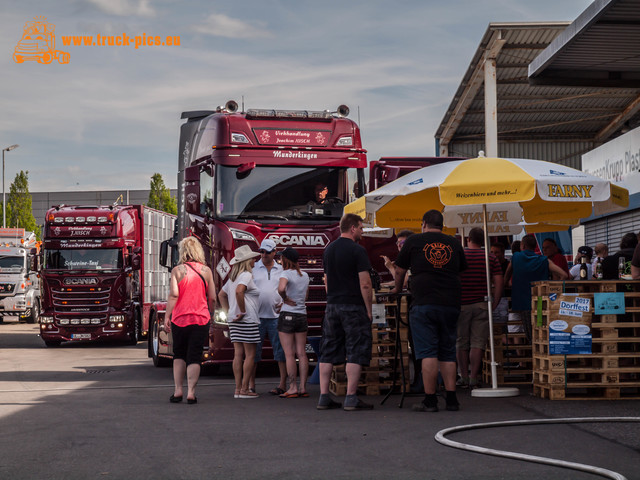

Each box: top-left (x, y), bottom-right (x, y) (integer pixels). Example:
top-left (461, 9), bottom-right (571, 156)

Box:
top-left (252, 238), bottom-right (287, 395)
top-left (569, 246), bottom-right (594, 280)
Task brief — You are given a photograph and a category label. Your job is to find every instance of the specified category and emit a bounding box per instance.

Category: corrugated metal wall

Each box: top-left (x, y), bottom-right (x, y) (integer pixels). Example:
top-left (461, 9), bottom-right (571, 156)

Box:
top-left (584, 210), bottom-right (640, 252)
top-left (446, 141), bottom-right (594, 169)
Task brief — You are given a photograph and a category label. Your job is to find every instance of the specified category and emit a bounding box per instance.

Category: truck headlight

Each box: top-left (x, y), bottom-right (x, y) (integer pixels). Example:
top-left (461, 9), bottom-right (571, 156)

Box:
top-left (214, 310), bottom-right (228, 325)
top-left (40, 316), bottom-right (54, 324)
top-left (110, 315), bottom-right (125, 322)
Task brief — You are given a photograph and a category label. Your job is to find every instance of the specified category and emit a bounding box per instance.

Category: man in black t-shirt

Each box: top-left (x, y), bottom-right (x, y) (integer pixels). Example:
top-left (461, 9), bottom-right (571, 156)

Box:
top-left (318, 213), bottom-right (373, 411)
top-left (392, 210), bottom-right (467, 412)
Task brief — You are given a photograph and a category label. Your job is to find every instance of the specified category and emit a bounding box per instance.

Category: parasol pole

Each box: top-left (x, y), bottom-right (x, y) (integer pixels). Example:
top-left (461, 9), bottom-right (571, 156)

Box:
top-left (471, 204), bottom-right (519, 397)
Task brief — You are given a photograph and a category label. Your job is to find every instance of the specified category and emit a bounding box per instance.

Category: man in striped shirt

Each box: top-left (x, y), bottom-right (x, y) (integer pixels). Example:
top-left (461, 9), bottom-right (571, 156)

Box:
top-left (456, 227), bottom-right (503, 389)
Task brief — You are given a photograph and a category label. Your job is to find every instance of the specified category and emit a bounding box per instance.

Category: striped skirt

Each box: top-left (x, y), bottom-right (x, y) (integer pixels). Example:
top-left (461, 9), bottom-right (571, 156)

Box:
top-left (228, 321), bottom-right (261, 344)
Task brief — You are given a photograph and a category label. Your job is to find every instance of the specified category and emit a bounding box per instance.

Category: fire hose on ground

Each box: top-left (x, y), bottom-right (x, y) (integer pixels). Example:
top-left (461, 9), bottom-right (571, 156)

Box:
top-left (435, 417), bottom-right (640, 480)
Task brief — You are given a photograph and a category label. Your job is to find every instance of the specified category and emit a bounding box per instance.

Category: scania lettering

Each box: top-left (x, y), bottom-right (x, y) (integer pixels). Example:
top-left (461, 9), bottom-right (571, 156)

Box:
top-left (39, 205), bottom-right (175, 347)
top-left (0, 228), bottom-right (41, 324)
top-left (151, 101), bottom-right (366, 368)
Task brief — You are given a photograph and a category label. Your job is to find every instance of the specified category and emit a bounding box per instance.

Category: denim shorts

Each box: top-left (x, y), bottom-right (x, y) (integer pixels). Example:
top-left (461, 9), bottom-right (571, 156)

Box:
top-left (278, 312), bottom-right (308, 334)
top-left (319, 304), bottom-right (372, 366)
top-left (409, 304), bottom-right (459, 362)
top-left (255, 317), bottom-right (285, 362)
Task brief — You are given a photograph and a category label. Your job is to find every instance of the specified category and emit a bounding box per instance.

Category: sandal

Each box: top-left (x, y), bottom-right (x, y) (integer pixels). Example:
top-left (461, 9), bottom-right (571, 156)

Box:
top-left (279, 391), bottom-right (299, 398)
top-left (239, 390), bottom-right (259, 399)
top-left (269, 387), bottom-right (285, 396)
top-left (298, 392), bottom-right (310, 398)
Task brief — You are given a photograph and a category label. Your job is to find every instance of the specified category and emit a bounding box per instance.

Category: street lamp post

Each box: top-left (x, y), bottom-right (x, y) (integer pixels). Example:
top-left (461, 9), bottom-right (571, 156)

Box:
top-left (2, 144), bottom-right (20, 228)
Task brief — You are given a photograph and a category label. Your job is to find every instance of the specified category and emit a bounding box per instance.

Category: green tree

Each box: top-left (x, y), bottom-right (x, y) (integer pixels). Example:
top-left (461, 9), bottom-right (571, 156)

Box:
top-left (147, 173), bottom-right (177, 215)
top-left (6, 170), bottom-right (40, 238)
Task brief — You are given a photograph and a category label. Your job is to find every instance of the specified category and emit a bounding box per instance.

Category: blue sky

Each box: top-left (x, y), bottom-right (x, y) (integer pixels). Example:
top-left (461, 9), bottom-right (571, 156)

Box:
top-left (2, 0), bottom-right (592, 192)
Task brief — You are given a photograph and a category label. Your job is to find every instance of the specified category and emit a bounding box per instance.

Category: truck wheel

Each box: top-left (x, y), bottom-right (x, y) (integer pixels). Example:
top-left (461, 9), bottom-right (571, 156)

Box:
top-left (58, 52), bottom-right (70, 64)
top-left (39, 52), bottom-right (53, 64)
top-left (44, 340), bottom-right (61, 347)
top-left (127, 310), bottom-right (140, 345)
top-left (26, 300), bottom-right (40, 324)
top-left (13, 53), bottom-right (24, 63)
top-left (150, 317), bottom-right (170, 367)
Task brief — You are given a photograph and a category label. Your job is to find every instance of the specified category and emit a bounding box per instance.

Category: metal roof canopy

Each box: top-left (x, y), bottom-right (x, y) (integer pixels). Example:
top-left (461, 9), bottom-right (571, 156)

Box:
top-left (436, 13), bottom-right (640, 168)
top-left (529, 0), bottom-right (640, 88)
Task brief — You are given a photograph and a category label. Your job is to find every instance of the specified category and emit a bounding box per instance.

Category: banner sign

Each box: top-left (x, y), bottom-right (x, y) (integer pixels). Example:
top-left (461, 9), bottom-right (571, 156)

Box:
top-left (548, 293), bottom-right (592, 355)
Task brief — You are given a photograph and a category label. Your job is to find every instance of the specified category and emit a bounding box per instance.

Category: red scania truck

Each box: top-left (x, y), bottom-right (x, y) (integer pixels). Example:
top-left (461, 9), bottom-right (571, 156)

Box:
top-left (39, 204), bottom-right (175, 347)
top-left (149, 101), bottom-right (368, 367)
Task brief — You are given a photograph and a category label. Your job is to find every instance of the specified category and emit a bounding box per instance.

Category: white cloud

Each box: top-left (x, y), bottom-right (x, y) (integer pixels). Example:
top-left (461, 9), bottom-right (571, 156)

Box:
top-left (84, 0), bottom-right (155, 17)
top-left (192, 13), bottom-right (272, 39)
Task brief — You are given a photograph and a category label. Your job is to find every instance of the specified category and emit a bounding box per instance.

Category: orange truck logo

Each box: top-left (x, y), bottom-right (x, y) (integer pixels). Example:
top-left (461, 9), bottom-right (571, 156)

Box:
top-left (13, 16), bottom-right (70, 64)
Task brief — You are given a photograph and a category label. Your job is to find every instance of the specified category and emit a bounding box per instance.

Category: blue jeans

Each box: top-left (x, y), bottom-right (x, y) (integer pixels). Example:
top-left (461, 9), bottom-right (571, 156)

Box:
top-left (255, 317), bottom-right (285, 362)
top-left (409, 304), bottom-right (459, 362)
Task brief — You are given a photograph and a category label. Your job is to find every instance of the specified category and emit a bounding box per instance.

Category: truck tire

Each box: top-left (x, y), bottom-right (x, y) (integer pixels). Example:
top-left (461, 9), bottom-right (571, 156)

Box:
top-left (26, 300), bottom-right (40, 324)
top-left (150, 317), bottom-right (171, 368)
top-left (39, 52), bottom-right (53, 64)
top-left (44, 340), bottom-right (61, 347)
top-left (127, 310), bottom-right (141, 345)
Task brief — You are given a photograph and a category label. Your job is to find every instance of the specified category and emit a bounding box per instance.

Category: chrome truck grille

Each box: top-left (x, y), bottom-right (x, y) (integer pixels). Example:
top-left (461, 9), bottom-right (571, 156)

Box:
top-left (51, 286), bottom-right (111, 315)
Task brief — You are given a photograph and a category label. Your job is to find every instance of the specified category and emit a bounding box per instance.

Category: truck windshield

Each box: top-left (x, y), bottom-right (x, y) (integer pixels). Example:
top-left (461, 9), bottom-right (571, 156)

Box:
top-left (215, 165), bottom-right (349, 221)
top-left (44, 249), bottom-right (123, 271)
top-left (0, 256), bottom-right (24, 270)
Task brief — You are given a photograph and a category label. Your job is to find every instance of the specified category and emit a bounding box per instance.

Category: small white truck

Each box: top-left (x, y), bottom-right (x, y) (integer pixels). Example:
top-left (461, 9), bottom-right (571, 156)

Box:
top-left (0, 228), bottom-right (40, 323)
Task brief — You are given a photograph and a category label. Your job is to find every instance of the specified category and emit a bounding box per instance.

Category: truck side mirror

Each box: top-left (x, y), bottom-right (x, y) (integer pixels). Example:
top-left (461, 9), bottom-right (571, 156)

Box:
top-left (131, 254), bottom-right (141, 271)
top-left (160, 239), bottom-right (170, 269)
top-left (29, 248), bottom-right (40, 272)
top-left (184, 165), bottom-right (200, 214)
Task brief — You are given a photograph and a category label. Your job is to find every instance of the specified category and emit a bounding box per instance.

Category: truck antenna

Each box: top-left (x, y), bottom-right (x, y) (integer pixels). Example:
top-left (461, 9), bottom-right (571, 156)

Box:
top-left (358, 106), bottom-right (361, 126)
top-left (242, 96), bottom-right (245, 113)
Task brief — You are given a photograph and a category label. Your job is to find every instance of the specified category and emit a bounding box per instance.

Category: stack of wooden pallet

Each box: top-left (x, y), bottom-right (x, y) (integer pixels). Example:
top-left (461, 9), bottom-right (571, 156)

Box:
top-left (482, 315), bottom-right (533, 386)
top-left (531, 280), bottom-right (640, 400)
top-left (329, 293), bottom-right (411, 396)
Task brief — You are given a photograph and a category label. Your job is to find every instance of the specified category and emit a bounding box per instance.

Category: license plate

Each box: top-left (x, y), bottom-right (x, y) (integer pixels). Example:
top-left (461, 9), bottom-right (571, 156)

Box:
top-left (71, 334), bottom-right (92, 340)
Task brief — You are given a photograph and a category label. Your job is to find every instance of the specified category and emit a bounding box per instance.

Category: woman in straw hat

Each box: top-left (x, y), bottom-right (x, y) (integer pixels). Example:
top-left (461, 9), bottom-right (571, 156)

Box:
top-left (164, 236), bottom-right (217, 405)
top-left (219, 245), bottom-right (262, 398)
top-left (276, 247), bottom-right (310, 398)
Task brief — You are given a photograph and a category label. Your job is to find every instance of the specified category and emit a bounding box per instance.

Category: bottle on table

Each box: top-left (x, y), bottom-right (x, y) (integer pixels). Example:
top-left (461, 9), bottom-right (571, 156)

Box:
top-left (579, 256), bottom-right (588, 280)
top-left (618, 256), bottom-right (626, 279)
top-left (595, 258), bottom-right (603, 279)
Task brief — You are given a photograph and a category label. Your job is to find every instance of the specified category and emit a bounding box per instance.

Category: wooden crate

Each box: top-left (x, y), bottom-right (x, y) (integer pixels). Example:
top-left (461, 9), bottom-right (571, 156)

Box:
top-left (483, 318), bottom-right (533, 385)
top-left (532, 280), bottom-right (640, 400)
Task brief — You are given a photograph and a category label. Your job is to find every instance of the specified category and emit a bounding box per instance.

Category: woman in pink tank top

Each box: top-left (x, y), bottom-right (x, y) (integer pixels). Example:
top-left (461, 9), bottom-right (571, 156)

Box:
top-left (164, 237), bottom-right (217, 404)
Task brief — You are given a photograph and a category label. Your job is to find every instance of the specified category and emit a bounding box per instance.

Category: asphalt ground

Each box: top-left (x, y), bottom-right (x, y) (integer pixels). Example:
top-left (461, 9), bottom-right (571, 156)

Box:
top-left (1, 321), bottom-right (639, 480)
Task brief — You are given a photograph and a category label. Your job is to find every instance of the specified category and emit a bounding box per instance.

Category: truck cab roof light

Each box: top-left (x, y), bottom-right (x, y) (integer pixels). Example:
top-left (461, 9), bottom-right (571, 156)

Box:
top-left (98, 217), bottom-right (108, 223)
top-left (87, 216), bottom-right (96, 222)
top-left (231, 133), bottom-right (249, 144)
top-left (246, 109), bottom-right (332, 121)
top-left (75, 217), bottom-right (85, 223)
top-left (336, 136), bottom-right (353, 147)
top-left (54, 217), bottom-right (63, 223)
top-left (65, 217), bottom-right (74, 222)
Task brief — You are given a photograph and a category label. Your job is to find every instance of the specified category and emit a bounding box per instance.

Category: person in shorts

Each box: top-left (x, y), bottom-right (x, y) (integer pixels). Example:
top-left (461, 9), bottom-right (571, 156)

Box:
top-left (164, 237), bottom-right (217, 405)
top-left (456, 228), bottom-right (503, 389)
top-left (392, 210), bottom-right (467, 412)
top-left (318, 213), bottom-right (373, 411)
top-left (277, 247), bottom-right (310, 398)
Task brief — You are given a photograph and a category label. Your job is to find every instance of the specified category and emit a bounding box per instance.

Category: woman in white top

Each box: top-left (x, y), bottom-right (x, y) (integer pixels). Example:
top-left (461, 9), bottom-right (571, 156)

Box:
top-left (219, 245), bottom-right (261, 399)
top-left (277, 247), bottom-right (310, 398)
